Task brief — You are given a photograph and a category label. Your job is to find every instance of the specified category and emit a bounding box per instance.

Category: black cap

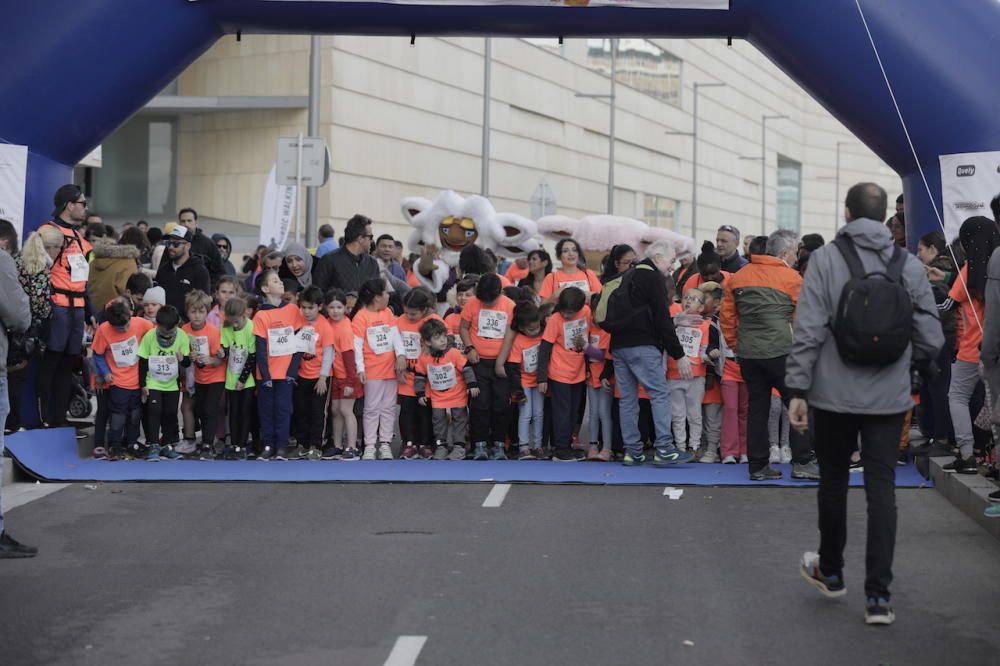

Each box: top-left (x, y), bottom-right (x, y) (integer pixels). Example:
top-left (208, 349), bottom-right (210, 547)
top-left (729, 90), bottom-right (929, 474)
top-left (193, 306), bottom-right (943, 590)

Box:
top-left (52, 184), bottom-right (82, 217)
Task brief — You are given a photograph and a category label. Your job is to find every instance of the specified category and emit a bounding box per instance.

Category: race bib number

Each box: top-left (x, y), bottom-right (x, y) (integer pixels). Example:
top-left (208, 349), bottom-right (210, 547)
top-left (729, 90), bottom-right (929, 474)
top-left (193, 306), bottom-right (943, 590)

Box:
top-left (68, 254), bottom-right (89, 283)
top-left (189, 335), bottom-right (208, 358)
top-left (149, 354), bottom-right (179, 383)
top-left (366, 324), bottom-right (392, 355)
top-left (477, 309), bottom-right (508, 339)
top-left (268, 326), bottom-right (295, 357)
top-left (522, 344), bottom-right (540, 373)
top-left (110, 336), bottom-right (138, 367)
top-left (401, 331), bottom-right (421, 360)
top-left (678, 326), bottom-right (704, 359)
top-left (560, 279), bottom-right (590, 294)
top-left (295, 326), bottom-right (317, 355)
top-left (228, 347), bottom-right (248, 376)
top-left (563, 318), bottom-right (588, 351)
top-left (428, 363), bottom-right (457, 391)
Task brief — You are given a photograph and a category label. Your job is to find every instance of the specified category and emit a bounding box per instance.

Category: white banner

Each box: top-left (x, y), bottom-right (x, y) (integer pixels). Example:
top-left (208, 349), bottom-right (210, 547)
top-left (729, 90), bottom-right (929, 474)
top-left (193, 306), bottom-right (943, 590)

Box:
top-left (0, 143), bottom-right (28, 240)
top-left (939, 150), bottom-right (1000, 241)
top-left (266, 0), bottom-right (726, 7)
top-left (260, 163), bottom-right (297, 249)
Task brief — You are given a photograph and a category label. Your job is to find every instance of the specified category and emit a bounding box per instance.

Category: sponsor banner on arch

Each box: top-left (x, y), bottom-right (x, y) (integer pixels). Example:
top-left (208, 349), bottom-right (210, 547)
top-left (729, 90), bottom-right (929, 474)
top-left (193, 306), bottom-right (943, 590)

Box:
top-left (940, 150), bottom-right (1000, 241)
top-left (267, 0), bottom-right (727, 7)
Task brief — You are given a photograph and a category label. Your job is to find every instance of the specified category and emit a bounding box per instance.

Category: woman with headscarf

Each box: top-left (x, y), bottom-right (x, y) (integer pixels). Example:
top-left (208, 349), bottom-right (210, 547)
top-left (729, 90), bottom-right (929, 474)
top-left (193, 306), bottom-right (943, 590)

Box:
top-left (938, 216), bottom-right (999, 474)
top-left (279, 242), bottom-right (314, 293)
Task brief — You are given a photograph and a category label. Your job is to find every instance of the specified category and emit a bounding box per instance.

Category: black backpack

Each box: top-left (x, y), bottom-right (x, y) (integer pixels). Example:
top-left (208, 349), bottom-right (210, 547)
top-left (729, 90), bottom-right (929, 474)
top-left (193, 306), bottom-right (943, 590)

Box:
top-left (831, 236), bottom-right (912, 366)
top-left (595, 263), bottom-right (653, 334)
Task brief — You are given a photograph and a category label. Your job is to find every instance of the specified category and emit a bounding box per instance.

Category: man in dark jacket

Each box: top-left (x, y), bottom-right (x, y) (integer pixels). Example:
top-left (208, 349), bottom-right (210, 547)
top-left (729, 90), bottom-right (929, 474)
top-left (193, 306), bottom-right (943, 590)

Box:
top-left (178, 208), bottom-right (225, 286)
top-left (313, 214), bottom-right (410, 297)
top-left (155, 226), bottom-right (210, 318)
top-left (211, 233), bottom-right (237, 276)
top-left (609, 239), bottom-right (694, 467)
top-left (716, 224), bottom-right (749, 273)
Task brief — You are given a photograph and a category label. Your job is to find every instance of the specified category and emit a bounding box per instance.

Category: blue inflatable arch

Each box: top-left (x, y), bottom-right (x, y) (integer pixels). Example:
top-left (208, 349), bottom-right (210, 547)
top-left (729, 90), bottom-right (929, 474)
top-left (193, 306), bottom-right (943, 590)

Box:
top-left (3, 0), bottom-right (999, 243)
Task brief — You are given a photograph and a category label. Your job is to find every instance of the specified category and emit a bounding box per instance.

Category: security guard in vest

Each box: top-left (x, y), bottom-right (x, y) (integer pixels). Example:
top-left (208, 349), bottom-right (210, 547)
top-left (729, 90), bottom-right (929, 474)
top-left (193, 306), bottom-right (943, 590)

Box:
top-left (38, 184), bottom-right (94, 428)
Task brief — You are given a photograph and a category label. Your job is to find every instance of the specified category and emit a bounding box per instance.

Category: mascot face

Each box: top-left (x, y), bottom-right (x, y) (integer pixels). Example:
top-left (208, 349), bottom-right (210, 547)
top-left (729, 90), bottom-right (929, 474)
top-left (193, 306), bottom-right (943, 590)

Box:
top-left (402, 190), bottom-right (539, 267)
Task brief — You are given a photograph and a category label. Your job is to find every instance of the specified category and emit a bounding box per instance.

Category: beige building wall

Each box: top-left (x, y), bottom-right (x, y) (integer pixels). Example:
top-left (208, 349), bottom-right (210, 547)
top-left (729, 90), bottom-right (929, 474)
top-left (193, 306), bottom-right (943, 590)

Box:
top-left (172, 34), bottom-right (900, 249)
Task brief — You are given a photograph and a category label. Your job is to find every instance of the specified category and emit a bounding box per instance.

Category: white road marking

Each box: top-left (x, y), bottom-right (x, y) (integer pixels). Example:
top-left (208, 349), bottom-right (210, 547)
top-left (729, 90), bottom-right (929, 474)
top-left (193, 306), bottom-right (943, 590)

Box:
top-left (482, 483), bottom-right (510, 508)
top-left (1, 482), bottom-right (70, 513)
top-left (384, 635), bottom-right (427, 666)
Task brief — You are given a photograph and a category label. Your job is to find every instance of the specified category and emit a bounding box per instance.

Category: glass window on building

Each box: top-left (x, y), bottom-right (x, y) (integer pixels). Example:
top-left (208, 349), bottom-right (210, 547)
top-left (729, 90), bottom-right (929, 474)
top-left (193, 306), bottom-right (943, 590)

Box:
top-left (776, 155), bottom-right (802, 233)
top-left (643, 194), bottom-right (678, 230)
top-left (586, 39), bottom-right (682, 107)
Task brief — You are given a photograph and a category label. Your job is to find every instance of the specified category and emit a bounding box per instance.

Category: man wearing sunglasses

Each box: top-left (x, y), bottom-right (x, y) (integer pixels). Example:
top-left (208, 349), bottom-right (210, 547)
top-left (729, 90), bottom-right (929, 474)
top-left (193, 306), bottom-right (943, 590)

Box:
top-left (154, 226), bottom-right (210, 317)
top-left (716, 224), bottom-right (749, 274)
top-left (178, 208), bottom-right (226, 288)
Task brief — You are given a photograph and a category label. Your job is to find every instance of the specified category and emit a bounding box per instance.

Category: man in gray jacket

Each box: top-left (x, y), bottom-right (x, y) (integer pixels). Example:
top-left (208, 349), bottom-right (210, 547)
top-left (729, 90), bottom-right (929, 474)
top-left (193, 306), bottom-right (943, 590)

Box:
top-left (979, 243), bottom-right (1000, 507)
top-left (0, 220), bottom-right (35, 558)
top-left (786, 183), bottom-right (943, 626)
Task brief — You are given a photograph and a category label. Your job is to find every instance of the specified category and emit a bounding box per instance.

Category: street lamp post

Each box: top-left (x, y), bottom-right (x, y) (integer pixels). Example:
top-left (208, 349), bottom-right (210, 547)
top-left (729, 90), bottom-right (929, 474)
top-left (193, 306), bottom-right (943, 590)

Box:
top-left (834, 141), bottom-right (849, 231)
top-left (481, 37), bottom-right (492, 197)
top-left (576, 38), bottom-right (618, 214)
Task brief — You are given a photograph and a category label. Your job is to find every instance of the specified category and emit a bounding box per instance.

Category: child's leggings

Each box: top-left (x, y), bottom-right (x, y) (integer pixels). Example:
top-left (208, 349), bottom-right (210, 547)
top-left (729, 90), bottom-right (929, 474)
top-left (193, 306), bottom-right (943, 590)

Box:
top-left (363, 378), bottom-right (397, 445)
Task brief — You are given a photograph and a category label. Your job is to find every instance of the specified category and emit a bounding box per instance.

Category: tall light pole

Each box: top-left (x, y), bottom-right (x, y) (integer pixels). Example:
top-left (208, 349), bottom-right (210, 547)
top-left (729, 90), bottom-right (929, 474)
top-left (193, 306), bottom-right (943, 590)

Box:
top-left (576, 38), bottom-right (618, 214)
top-left (760, 113), bottom-right (788, 234)
top-left (834, 141), bottom-right (849, 231)
top-left (481, 37), bottom-right (492, 197)
top-left (665, 81), bottom-right (726, 237)
top-left (304, 35), bottom-right (321, 245)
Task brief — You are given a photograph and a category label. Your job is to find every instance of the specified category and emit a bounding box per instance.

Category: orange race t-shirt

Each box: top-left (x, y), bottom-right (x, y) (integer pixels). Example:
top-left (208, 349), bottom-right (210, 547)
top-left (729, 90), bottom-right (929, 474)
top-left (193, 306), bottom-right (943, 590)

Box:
top-left (329, 317), bottom-right (355, 380)
top-left (444, 311), bottom-right (463, 347)
top-left (508, 333), bottom-right (542, 389)
top-left (668, 318), bottom-right (710, 380)
top-left (950, 265), bottom-right (985, 364)
top-left (352, 307), bottom-right (399, 381)
top-left (252, 302), bottom-right (307, 381)
top-left (542, 310), bottom-right (590, 384)
top-left (684, 271), bottom-right (733, 291)
top-left (92, 318), bottom-right (155, 390)
top-left (461, 295), bottom-right (516, 359)
top-left (504, 262), bottom-right (530, 283)
top-left (587, 323), bottom-right (611, 389)
top-left (181, 322), bottom-right (227, 385)
top-left (416, 347), bottom-right (469, 409)
top-left (397, 313), bottom-right (443, 397)
top-left (723, 358), bottom-right (744, 383)
top-left (297, 315), bottom-right (334, 380)
top-left (703, 379), bottom-right (723, 404)
top-left (538, 268), bottom-right (602, 300)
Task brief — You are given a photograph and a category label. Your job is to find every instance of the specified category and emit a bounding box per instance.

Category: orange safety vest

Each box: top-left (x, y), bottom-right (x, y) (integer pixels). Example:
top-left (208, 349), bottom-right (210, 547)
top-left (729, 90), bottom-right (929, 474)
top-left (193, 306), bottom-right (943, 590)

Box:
top-left (44, 220), bottom-right (92, 308)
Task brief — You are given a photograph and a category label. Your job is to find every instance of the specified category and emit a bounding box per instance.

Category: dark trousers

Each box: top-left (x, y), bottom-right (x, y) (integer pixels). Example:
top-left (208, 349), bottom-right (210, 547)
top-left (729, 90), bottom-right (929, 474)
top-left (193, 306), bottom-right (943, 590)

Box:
top-left (919, 335), bottom-right (955, 442)
top-left (106, 387), bottom-right (141, 450)
top-left (470, 360), bottom-right (510, 445)
top-left (146, 389), bottom-right (180, 446)
top-left (293, 378), bottom-right (328, 448)
top-left (399, 394), bottom-right (432, 447)
top-left (550, 380), bottom-right (584, 453)
top-left (39, 349), bottom-right (74, 427)
top-left (258, 380), bottom-right (293, 448)
top-left (195, 382), bottom-right (226, 447)
top-left (6, 364), bottom-right (25, 431)
top-left (228, 387), bottom-right (256, 450)
top-left (740, 355), bottom-right (812, 472)
top-left (94, 390), bottom-right (109, 448)
top-left (813, 408), bottom-right (904, 600)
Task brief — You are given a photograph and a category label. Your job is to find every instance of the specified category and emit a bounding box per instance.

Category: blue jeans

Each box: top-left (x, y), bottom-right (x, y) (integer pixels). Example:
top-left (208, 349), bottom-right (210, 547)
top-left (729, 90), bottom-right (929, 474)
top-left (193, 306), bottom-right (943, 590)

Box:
top-left (258, 380), bottom-right (294, 448)
top-left (613, 345), bottom-right (674, 457)
top-left (0, 375), bottom-right (9, 534)
top-left (518, 386), bottom-right (544, 447)
top-left (587, 384), bottom-right (613, 447)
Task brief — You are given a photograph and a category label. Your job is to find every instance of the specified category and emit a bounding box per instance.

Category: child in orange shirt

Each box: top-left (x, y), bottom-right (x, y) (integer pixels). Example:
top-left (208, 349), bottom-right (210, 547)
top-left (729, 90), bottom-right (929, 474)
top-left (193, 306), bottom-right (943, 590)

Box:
top-left (498, 302), bottom-right (545, 460)
top-left (182, 289), bottom-right (227, 459)
top-left (415, 319), bottom-right (479, 460)
top-left (669, 287), bottom-right (713, 453)
top-left (698, 281), bottom-right (725, 463)
top-left (444, 277), bottom-right (477, 349)
top-left (585, 293), bottom-right (613, 462)
top-left (294, 286), bottom-right (335, 460)
top-left (397, 287), bottom-right (442, 459)
top-left (252, 269), bottom-right (307, 460)
top-left (92, 300), bottom-right (155, 460)
top-left (353, 277), bottom-right (405, 460)
top-left (325, 289), bottom-right (361, 460)
top-left (537, 286), bottom-right (591, 462)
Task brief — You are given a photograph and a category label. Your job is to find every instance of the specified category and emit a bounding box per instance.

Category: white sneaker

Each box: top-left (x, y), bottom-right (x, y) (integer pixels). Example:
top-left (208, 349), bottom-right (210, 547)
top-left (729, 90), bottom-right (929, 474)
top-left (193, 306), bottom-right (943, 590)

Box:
top-left (362, 444), bottom-right (377, 460)
top-left (739, 454), bottom-right (749, 464)
top-left (176, 439), bottom-right (197, 455)
top-left (699, 450), bottom-right (719, 464)
top-left (721, 455), bottom-right (737, 464)
top-left (780, 445), bottom-right (792, 464)
top-left (378, 443), bottom-right (394, 460)
top-left (769, 445), bottom-right (781, 463)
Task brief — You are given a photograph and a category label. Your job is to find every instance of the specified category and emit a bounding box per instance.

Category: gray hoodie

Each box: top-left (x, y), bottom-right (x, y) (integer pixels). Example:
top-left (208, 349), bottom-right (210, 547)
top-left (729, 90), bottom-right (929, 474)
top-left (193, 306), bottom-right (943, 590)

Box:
top-left (785, 218), bottom-right (943, 415)
top-left (0, 249), bottom-right (31, 375)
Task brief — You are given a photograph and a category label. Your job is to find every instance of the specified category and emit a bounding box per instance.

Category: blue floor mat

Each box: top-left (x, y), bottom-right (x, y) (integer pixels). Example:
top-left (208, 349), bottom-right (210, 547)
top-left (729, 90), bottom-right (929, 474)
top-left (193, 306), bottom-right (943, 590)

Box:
top-left (5, 428), bottom-right (933, 487)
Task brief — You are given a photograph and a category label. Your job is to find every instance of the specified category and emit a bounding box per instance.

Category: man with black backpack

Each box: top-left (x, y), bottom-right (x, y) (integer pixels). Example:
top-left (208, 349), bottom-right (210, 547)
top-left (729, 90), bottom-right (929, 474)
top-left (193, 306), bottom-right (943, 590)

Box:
top-left (786, 183), bottom-right (943, 626)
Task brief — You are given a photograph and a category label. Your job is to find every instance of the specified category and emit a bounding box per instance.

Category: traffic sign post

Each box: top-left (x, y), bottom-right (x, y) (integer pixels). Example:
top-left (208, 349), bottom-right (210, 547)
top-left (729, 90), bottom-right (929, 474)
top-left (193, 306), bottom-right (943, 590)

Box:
top-left (277, 135), bottom-right (330, 244)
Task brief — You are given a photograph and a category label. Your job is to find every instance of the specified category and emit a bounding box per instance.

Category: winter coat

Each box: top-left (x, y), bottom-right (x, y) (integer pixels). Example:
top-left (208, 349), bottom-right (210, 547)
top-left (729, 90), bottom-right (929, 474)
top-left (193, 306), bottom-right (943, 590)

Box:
top-left (0, 250), bottom-right (31, 373)
top-left (88, 244), bottom-right (141, 311)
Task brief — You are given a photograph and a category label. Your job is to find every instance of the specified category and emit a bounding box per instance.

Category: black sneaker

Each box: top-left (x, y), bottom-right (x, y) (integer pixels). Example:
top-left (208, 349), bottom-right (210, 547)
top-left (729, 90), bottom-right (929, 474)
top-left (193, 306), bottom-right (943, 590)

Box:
top-left (321, 446), bottom-right (341, 460)
top-left (275, 447), bottom-right (290, 461)
top-left (0, 531), bottom-right (38, 559)
top-left (896, 449), bottom-right (908, 466)
top-left (750, 465), bottom-right (783, 481)
top-left (340, 448), bottom-right (359, 461)
top-left (234, 446), bottom-right (247, 461)
top-left (942, 456), bottom-right (978, 475)
top-left (552, 449), bottom-right (585, 462)
top-left (199, 446), bottom-right (216, 461)
top-left (864, 598), bottom-right (895, 625)
top-left (989, 489), bottom-right (1000, 504)
top-left (799, 552), bottom-right (846, 598)
top-left (258, 446), bottom-right (274, 461)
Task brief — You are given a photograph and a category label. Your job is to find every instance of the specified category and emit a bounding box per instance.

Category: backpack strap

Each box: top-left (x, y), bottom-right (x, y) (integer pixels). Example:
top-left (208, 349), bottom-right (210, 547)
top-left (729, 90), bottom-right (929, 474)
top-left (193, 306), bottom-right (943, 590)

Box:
top-left (833, 236), bottom-right (866, 280)
top-left (886, 245), bottom-right (907, 284)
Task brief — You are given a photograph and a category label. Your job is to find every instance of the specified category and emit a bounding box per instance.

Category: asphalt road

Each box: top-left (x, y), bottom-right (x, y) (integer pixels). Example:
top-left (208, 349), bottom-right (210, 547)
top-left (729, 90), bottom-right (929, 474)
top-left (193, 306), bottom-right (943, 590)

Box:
top-left (1, 482), bottom-right (998, 665)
